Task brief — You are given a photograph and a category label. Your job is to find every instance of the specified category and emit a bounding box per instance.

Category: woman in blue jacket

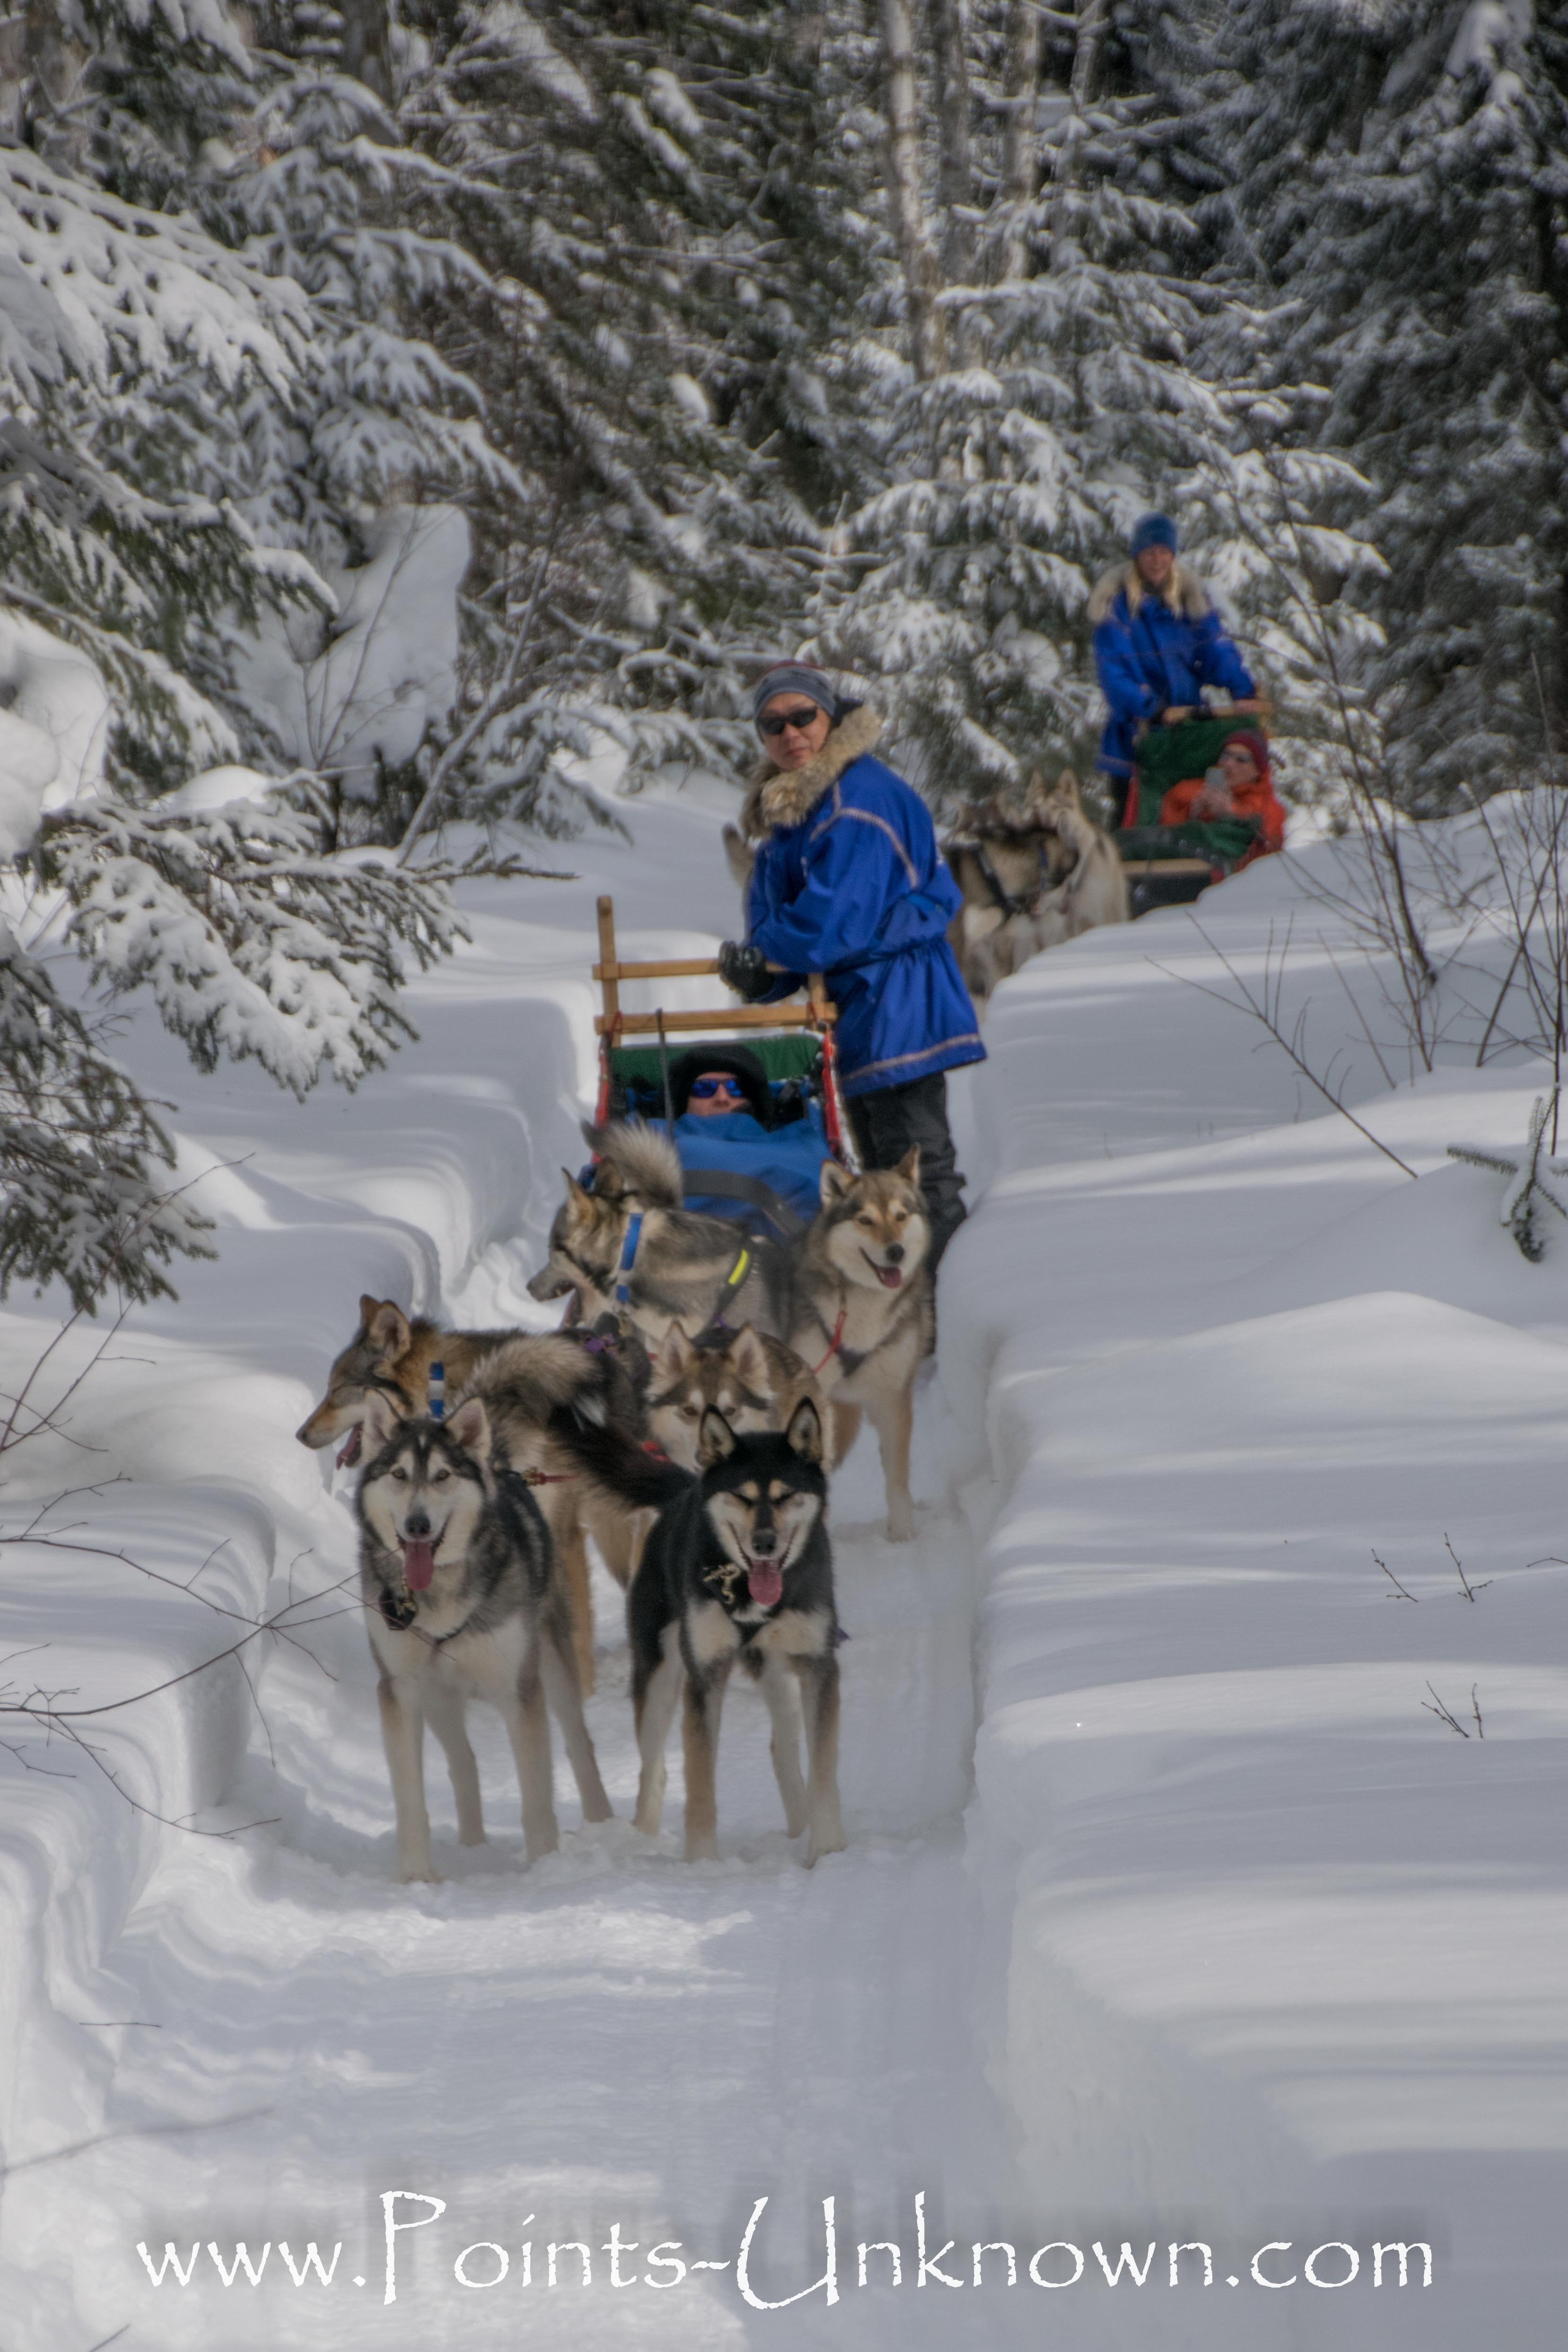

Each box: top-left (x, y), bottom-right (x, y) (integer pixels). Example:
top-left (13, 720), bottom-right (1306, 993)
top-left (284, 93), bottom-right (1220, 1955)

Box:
top-left (1090, 514), bottom-right (1259, 823)
top-left (717, 664), bottom-right (983, 1269)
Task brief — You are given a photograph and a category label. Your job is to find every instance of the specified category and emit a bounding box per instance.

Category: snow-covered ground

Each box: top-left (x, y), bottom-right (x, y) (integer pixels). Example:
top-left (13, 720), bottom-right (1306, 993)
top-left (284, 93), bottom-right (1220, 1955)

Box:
top-left (1, 793), bottom-right (1562, 2347)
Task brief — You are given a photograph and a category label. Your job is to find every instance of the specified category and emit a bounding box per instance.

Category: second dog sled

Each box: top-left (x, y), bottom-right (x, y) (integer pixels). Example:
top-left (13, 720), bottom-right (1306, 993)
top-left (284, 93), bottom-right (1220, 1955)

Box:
top-left (1118, 713), bottom-right (1276, 918)
top-left (590, 895), bottom-right (858, 1243)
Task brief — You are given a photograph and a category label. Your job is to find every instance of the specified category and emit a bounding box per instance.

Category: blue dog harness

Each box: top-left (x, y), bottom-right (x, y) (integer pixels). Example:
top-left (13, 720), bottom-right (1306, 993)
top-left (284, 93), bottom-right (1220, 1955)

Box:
top-left (615, 1213), bottom-right (644, 1307)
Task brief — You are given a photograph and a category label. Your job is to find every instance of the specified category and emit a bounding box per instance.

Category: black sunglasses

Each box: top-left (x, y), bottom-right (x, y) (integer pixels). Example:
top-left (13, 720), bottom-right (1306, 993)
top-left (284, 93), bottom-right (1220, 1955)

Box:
top-left (758, 706), bottom-right (824, 739)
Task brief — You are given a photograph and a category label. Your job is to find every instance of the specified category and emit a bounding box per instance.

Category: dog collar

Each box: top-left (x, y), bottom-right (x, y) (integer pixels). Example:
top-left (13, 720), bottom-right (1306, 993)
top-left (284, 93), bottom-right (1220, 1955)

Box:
top-left (615, 1212), bottom-right (644, 1306)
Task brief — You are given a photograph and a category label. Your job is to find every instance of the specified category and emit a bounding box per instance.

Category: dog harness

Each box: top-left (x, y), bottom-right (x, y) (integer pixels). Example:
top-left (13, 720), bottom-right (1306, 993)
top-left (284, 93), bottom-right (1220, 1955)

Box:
top-left (614, 1213), bottom-right (643, 1306)
top-left (972, 840), bottom-right (1045, 922)
top-left (616, 1214), bottom-right (751, 1316)
top-left (808, 1303), bottom-right (865, 1378)
top-left (377, 1587), bottom-right (487, 1648)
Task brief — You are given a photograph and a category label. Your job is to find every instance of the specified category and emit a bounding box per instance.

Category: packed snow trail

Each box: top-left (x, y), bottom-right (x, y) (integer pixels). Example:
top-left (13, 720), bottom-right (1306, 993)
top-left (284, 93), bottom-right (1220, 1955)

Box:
top-left (0, 796), bottom-right (1045, 2352)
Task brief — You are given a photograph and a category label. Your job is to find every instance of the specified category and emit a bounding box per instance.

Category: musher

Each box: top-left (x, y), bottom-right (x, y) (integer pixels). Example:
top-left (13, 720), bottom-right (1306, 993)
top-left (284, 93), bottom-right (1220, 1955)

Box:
top-left (1089, 513), bottom-right (1261, 826)
top-left (716, 663), bottom-right (984, 1271)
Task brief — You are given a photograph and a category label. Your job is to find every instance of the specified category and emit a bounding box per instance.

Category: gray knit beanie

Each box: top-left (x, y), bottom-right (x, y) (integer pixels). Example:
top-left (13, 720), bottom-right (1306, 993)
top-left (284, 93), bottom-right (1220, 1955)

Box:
top-left (749, 663), bottom-right (841, 730)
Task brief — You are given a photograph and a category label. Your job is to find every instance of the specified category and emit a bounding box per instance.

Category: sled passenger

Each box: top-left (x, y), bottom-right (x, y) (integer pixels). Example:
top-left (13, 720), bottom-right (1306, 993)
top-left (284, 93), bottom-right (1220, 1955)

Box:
top-left (1159, 728), bottom-right (1285, 861)
top-left (717, 664), bottom-right (984, 1270)
top-left (664, 1045), bottom-right (829, 1236)
top-left (1090, 513), bottom-right (1259, 825)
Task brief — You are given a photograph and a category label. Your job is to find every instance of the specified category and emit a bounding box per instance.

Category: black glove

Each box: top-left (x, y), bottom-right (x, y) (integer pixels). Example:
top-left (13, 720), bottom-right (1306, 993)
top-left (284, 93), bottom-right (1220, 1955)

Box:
top-left (718, 940), bottom-right (774, 1003)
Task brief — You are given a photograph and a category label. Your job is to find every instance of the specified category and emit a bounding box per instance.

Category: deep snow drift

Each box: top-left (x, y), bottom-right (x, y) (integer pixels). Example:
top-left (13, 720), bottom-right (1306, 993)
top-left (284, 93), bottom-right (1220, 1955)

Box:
top-left (0, 790), bottom-right (1562, 2348)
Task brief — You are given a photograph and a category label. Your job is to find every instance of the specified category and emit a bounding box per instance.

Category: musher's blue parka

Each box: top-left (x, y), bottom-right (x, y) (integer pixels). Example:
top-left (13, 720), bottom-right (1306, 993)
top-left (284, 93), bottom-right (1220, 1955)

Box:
top-left (1089, 560), bottom-right (1255, 782)
top-left (740, 706), bottom-right (984, 1100)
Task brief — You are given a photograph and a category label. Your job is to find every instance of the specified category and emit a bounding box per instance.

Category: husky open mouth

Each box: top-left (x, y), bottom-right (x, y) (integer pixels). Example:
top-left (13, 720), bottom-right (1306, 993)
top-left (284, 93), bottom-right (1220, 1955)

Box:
top-left (336, 1425), bottom-right (363, 1468)
top-left (746, 1558), bottom-right (784, 1609)
top-left (862, 1253), bottom-right (904, 1289)
top-left (403, 1537), bottom-right (438, 1591)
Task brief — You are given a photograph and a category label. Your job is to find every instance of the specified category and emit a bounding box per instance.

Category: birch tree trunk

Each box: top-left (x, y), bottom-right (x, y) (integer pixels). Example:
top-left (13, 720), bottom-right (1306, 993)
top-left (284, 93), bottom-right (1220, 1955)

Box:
top-left (999, 0), bottom-right (1041, 279)
top-left (930, 0), bottom-right (974, 283)
top-left (879, 0), bottom-right (946, 378)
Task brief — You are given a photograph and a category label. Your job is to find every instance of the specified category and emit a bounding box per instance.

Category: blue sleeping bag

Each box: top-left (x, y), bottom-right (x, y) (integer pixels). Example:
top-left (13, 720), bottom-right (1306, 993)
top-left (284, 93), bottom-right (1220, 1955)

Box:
top-left (674, 1106), bottom-right (829, 1238)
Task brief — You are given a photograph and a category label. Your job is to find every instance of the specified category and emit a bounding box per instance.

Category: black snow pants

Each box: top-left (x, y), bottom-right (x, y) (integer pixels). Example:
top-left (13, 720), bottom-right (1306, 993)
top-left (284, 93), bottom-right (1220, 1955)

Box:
top-left (849, 1071), bottom-right (967, 1272)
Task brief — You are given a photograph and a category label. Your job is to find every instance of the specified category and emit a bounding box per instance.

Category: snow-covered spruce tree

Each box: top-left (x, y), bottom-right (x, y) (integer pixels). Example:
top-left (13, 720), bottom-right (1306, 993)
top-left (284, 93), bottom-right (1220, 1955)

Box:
top-left (379, 0), bottom-right (881, 823)
top-left (811, 0), bottom-right (1384, 819)
top-left (0, 92), bottom-right (470, 1307)
top-left (1179, 0), bottom-right (1568, 809)
top-left (809, 9), bottom-right (1242, 811)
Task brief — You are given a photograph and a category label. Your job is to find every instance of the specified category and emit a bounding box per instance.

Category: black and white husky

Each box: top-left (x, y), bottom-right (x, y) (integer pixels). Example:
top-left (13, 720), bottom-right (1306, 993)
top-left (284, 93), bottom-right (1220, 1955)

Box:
top-left (554, 1398), bottom-right (844, 1865)
top-left (356, 1390), bottom-right (612, 1880)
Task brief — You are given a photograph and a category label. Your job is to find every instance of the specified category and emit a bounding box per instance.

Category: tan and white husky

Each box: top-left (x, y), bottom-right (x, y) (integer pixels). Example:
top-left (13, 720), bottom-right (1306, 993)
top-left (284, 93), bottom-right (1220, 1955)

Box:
top-left (648, 1321), bottom-right (830, 1470)
top-left (946, 769), bottom-right (1128, 1004)
top-left (787, 1152), bottom-right (932, 1541)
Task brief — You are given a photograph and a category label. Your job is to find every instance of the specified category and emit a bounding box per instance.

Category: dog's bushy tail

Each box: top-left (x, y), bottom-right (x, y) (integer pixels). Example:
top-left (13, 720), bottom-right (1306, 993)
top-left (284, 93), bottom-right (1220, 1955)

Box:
top-left (548, 1402), bottom-right (692, 1511)
top-left (582, 1119), bottom-right (684, 1211)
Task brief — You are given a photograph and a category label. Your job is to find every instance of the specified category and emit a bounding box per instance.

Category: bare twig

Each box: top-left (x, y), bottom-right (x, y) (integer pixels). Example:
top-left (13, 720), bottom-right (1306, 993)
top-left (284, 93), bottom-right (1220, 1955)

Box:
top-left (1444, 1535), bottom-right (1491, 1601)
top-left (1372, 1548), bottom-right (1418, 1601)
top-left (0, 2107), bottom-right (273, 2181)
top-left (1421, 1681), bottom-right (1471, 1737)
top-left (1150, 916), bottom-right (1419, 1176)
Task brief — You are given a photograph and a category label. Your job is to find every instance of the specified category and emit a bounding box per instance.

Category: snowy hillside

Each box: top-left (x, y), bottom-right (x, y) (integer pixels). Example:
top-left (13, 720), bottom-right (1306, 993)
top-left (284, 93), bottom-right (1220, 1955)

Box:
top-left (0, 795), bottom-right (1563, 2350)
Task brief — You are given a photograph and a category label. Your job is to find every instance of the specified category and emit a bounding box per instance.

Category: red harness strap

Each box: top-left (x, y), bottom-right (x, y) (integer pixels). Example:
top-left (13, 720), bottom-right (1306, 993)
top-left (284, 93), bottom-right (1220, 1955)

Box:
top-left (811, 1309), bottom-right (847, 1375)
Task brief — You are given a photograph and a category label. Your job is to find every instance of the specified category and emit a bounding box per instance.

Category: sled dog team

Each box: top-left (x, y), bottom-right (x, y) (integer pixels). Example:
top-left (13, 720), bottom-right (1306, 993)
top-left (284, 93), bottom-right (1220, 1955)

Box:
top-left (296, 1122), bottom-right (932, 1881)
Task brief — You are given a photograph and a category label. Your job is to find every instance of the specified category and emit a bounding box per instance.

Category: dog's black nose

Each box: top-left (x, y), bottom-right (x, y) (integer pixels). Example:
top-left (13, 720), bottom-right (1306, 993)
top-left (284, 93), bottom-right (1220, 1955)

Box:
top-left (751, 1531), bottom-right (778, 1557)
top-left (885, 1242), bottom-right (904, 1264)
top-left (405, 1510), bottom-right (431, 1538)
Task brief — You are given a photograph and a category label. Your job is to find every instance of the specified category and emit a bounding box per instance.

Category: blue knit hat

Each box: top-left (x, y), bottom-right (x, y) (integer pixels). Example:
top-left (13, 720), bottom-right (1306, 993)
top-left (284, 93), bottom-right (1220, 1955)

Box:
top-left (1130, 512), bottom-right (1179, 558)
top-left (749, 663), bottom-right (841, 730)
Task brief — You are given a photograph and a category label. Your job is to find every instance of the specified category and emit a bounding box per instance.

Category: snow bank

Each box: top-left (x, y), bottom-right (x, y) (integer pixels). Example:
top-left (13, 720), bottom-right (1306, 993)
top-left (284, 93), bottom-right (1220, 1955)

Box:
top-left (945, 839), bottom-right (1568, 2344)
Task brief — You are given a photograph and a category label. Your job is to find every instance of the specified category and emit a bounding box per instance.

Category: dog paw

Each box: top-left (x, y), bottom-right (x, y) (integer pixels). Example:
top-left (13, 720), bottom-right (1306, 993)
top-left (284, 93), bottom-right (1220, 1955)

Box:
top-left (398, 1864), bottom-right (439, 1884)
top-left (685, 1834), bottom-right (720, 1862)
top-left (885, 1504), bottom-right (915, 1543)
top-left (804, 1830), bottom-right (846, 1868)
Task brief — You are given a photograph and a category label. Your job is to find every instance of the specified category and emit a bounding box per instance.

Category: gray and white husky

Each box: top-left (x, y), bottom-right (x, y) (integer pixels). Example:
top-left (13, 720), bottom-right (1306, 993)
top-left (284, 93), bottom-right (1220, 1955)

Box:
top-left (527, 1120), bottom-right (792, 1344)
top-left (356, 1389), bottom-right (612, 1880)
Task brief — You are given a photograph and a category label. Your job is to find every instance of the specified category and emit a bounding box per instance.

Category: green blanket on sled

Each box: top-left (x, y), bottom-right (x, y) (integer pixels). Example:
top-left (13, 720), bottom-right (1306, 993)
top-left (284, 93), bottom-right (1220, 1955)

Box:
top-left (1121, 717), bottom-right (1260, 866)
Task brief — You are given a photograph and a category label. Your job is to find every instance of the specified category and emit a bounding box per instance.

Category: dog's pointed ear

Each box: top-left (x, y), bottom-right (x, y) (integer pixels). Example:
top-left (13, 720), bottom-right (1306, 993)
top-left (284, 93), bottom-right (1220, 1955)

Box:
top-left (697, 1407), bottom-right (737, 1468)
top-left (447, 1397), bottom-right (489, 1459)
top-left (562, 1167), bottom-right (590, 1208)
top-left (358, 1293), bottom-right (380, 1330)
top-left (361, 1388), bottom-right (402, 1452)
top-left (657, 1324), bottom-right (693, 1380)
top-left (785, 1397), bottom-right (823, 1465)
top-left (728, 1325), bottom-right (771, 1390)
top-left (897, 1146), bottom-right (922, 1186)
top-left (367, 1302), bottom-right (411, 1360)
top-left (1056, 766), bottom-right (1081, 801)
top-left (820, 1160), bottom-right (853, 1207)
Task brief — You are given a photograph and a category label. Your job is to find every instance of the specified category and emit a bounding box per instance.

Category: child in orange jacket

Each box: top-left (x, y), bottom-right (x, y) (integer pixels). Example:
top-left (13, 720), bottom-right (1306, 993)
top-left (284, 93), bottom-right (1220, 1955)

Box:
top-left (1160, 728), bottom-right (1285, 860)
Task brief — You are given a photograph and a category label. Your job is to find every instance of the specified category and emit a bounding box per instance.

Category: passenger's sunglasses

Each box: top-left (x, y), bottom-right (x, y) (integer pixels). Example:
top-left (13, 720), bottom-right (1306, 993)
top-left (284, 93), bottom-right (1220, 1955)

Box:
top-left (690, 1075), bottom-right (746, 1100)
top-left (758, 706), bottom-right (823, 739)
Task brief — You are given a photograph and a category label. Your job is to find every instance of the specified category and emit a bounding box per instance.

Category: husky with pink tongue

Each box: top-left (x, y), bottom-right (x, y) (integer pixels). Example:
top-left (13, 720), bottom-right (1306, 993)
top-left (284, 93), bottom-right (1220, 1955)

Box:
top-left (546, 1397), bottom-right (843, 1865)
top-left (356, 1389), bottom-right (612, 1881)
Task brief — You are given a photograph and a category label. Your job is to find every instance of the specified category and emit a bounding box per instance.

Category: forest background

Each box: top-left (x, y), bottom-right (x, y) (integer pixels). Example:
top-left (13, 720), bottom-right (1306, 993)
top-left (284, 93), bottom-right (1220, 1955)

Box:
top-left (0, 0), bottom-right (1566, 1308)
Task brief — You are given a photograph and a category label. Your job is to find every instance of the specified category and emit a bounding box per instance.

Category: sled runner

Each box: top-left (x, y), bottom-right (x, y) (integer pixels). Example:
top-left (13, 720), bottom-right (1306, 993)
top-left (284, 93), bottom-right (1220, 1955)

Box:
top-left (591, 896), bottom-right (858, 1242)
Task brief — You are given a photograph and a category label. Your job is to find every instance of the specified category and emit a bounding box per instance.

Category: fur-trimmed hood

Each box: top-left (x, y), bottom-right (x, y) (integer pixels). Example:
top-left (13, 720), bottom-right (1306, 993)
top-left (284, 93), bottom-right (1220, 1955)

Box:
top-left (740, 704), bottom-right (884, 841)
top-left (1088, 560), bottom-right (1211, 629)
